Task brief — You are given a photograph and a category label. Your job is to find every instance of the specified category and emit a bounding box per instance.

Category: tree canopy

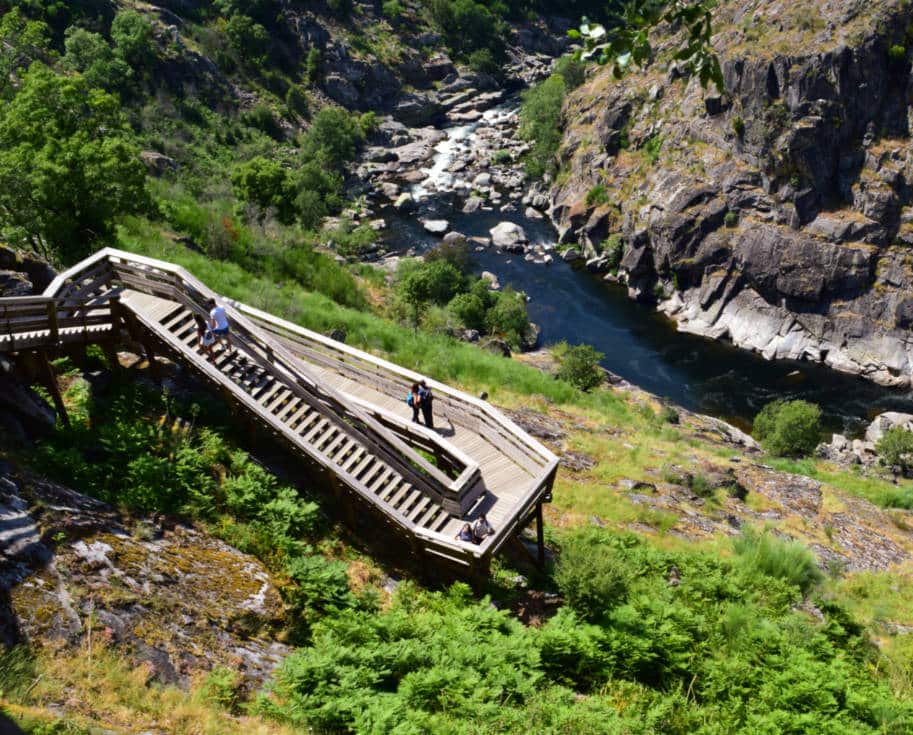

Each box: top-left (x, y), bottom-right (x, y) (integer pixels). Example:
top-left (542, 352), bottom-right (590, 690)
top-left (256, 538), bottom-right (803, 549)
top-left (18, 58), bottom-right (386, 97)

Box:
top-left (0, 64), bottom-right (148, 262)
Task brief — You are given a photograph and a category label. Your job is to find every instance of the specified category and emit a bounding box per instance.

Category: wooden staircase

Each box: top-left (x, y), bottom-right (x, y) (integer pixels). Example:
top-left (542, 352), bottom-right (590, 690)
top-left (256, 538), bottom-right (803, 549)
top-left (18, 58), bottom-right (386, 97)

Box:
top-left (0, 248), bottom-right (559, 571)
top-left (156, 303), bottom-right (455, 534)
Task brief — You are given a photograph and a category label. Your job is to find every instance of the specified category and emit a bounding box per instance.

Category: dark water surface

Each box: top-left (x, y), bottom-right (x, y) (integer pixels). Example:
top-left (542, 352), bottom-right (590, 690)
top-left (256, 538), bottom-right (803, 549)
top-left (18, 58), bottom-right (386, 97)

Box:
top-left (381, 191), bottom-right (913, 437)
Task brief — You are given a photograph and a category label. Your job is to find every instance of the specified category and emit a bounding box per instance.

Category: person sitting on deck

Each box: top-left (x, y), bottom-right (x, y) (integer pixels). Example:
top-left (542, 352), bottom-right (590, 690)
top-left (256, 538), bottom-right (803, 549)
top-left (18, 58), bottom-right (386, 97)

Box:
top-left (193, 313), bottom-right (215, 359)
top-left (455, 523), bottom-right (474, 543)
top-left (407, 383), bottom-right (421, 423)
top-left (206, 297), bottom-right (234, 355)
top-left (472, 514), bottom-right (494, 544)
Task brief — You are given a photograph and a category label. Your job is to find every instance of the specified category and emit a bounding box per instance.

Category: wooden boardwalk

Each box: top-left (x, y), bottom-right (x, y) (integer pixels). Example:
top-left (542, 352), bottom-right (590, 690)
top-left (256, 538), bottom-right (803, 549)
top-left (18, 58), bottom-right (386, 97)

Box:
top-left (0, 248), bottom-right (558, 572)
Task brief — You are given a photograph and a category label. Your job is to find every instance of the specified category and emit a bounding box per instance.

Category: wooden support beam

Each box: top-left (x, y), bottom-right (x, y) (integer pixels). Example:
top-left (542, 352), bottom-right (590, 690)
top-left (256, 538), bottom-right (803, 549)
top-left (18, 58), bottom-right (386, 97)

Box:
top-left (38, 349), bottom-right (69, 429)
top-left (536, 501), bottom-right (545, 568)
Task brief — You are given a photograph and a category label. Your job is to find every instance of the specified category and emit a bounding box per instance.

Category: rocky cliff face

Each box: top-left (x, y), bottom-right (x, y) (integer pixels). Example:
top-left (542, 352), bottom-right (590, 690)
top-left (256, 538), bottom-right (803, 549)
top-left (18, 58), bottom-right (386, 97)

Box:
top-left (0, 465), bottom-right (288, 688)
top-left (550, 0), bottom-right (913, 387)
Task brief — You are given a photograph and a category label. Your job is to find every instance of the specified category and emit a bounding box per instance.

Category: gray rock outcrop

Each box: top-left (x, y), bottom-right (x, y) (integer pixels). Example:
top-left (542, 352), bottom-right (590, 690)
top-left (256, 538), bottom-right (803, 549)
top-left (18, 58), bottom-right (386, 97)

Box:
top-left (549, 0), bottom-right (913, 387)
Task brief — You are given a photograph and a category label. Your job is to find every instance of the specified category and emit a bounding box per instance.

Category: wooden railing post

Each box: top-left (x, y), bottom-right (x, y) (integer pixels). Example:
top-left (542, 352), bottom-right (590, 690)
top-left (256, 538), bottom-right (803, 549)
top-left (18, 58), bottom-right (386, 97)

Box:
top-left (38, 348), bottom-right (70, 428)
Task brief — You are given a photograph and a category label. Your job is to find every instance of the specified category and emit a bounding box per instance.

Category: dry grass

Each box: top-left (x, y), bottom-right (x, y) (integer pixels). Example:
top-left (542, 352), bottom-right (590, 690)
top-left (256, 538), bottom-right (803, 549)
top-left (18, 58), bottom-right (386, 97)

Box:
top-left (5, 643), bottom-right (298, 735)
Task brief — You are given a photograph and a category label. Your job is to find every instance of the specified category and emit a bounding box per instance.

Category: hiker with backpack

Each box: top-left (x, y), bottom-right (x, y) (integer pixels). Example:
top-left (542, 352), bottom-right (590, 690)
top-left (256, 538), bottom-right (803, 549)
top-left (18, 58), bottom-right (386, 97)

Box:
top-left (407, 383), bottom-right (421, 423)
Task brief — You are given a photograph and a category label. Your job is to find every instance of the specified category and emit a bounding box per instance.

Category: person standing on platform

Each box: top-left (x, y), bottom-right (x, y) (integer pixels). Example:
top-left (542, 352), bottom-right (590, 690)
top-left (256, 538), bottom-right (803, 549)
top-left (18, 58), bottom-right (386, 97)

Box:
top-left (419, 378), bottom-right (434, 429)
top-left (407, 383), bottom-right (422, 423)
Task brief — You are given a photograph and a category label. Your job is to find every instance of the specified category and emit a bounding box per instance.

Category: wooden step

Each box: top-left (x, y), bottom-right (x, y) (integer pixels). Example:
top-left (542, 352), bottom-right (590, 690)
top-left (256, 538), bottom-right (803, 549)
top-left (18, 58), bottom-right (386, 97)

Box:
top-left (388, 483), bottom-right (412, 509)
top-left (367, 467), bottom-right (394, 495)
top-left (395, 488), bottom-right (422, 514)
top-left (351, 454), bottom-right (375, 480)
top-left (340, 447), bottom-right (366, 473)
top-left (302, 418), bottom-right (330, 445)
top-left (321, 431), bottom-right (348, 457)
top-left (379, 478), bottom-right (403, 503)
top-left (407, 496), bottom-right (432, 522)
top-left (416, 503), bottom-right (442, 528)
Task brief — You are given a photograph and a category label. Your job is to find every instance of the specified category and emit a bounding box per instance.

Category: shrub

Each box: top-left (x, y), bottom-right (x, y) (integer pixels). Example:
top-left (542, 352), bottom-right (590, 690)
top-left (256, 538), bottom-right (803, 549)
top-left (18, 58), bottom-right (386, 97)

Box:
top-left (641, 135), bottom-right (662, 165)
top-left (553, 54), bottom-right (586, 89)
top-left (889, 44), bottom-right (906, 62)
top-left (733, 528), bottom-right (823, 595)
top-left (327, 0), bottom-right (352, 17)
top-left (724, 211), bottom-right (738, 227)
top-left (468, 48), bottom-right (498, 75)
top-left (62, 27), bottom-right (132, 91)
top-left (302, 107), bottom-right (365, 168)
top-left (601, 234), bottom-right (624, 270)
top-left (753, 399), bottom-right (822, 457)
top-left (557, 344), bottom-right (604, 391)
top-left (285, 85), bottom-right (309, 118)
top-left (306, 47), bottom-right (320, 83)
top-left (485, 287), bottom-right (529, 347)
top-left (585, 184), bottom-right (609, 207)
top-left (658, 405), bottom-right (679, 424)
top-left (491, 149), bottom-right (512, 165)
top-left (111, 9), bottom-right (155, 69)
top-left (555, 531), bottom-right (629, 621)
top-left (731, 115), bottom-right (745, 138)
top-left (448, 292), bottom-right (487, 331)
top-left (876, 426), bottom-right (913, 474)
top-left (382, 0), bottom-right (405, 19)
top-left (518, 73), bottom-right (566, 179)
top-left (224, 14), bottom-right (269, 65)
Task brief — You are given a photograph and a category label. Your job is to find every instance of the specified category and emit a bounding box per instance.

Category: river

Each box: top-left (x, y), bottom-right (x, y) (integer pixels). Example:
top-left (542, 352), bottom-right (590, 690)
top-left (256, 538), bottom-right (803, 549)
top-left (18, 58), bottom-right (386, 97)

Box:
top-left (378, 104), bottom-right (913, 435)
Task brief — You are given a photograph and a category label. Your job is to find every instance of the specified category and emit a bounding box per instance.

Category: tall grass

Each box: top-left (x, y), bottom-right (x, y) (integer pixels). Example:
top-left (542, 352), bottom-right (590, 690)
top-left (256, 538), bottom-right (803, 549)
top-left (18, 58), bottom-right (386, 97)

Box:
top-left (733, 527), bottom-right (824, 595)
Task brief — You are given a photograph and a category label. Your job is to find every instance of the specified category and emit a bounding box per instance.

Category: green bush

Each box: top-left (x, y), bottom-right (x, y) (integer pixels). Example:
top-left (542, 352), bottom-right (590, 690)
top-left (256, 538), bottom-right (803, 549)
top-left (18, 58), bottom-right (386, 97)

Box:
top-left (753, 399), bottom-right (822, 457)
top-left (448, 292), bottom-right (487, 331)
top-left (485, 287), bottom-right (529, 347)
top-left (306, 47), bottom-right (320, 83)
top-left (382, 0), bottom-right (405, 19)
top-left (553, 54), bottom-right (586, 89)
top-left (62, 26), bottom-right (132, 91)
top-left (518, 73), bottom-right (566, 179)
top-left (111, 10), bottom-right (155, 69)
top-left (724, 210), bottom-right (738, 227)
top-left (557, 343), bottom-right (604, 392)
top-left (601, 234), bottom-right (624, 271)
top-left (731, 115), bottom-right (745, 138)
top-left (224, 14), bottom-right (269, 65)
top-left (285, 85), bottom-right (309, 118)
top-left (889, 44), bottom-right (906, 62)
top-left (733, 528), bottom-right (823, 595)
top-left (555, 531), bottom-right (629, 621)
top-left (468, 47), bottom-right (498, 75)
top-left (641, 135), bottom-right (662, 165)
top-left (876, 426), bottom-right (913, 474)
top-left (585, 183), bottom-right (609, 207)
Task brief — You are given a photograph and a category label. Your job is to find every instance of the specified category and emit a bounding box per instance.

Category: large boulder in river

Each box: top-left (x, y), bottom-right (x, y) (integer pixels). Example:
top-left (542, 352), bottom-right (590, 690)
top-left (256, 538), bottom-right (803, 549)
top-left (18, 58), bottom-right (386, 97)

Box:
top-left (489, 221), bottom-right (528, 249)
top-left (393, 193), bottom-right (416, 213)
top-left (422, 219), bottom-right (449, 235)
top-left (394, 92), bottom-right (442, 127)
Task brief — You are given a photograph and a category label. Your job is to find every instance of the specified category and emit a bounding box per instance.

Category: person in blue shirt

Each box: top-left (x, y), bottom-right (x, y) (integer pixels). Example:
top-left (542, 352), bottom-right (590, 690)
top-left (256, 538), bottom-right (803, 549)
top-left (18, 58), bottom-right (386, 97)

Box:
top-left (407, 383), bottom-right (421, 423)
top-left (455, 523), bottom-right (473, 542)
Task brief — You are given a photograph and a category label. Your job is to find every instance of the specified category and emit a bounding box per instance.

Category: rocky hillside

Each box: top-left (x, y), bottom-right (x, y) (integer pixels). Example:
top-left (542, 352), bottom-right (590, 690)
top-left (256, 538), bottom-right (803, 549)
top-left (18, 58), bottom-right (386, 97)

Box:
top-left (550, 0), bottom-right (913, 387)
